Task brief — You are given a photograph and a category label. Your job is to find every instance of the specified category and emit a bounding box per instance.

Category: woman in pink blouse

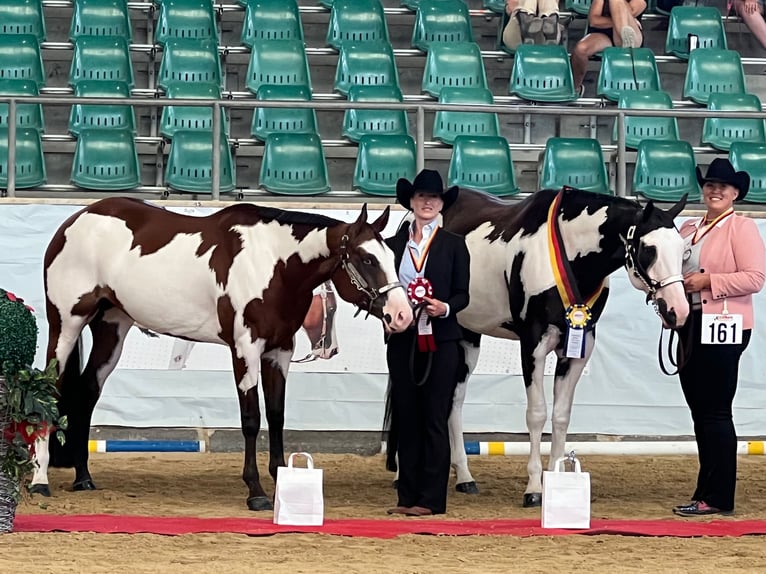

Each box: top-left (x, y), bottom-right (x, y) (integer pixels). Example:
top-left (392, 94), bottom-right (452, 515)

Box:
top-left (673, 158), bottom-right (766, 517)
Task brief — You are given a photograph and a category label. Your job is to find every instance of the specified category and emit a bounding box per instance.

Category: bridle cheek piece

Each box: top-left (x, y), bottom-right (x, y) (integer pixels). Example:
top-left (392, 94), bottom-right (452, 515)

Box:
top-left (338, 234), bottom-right (403, 318)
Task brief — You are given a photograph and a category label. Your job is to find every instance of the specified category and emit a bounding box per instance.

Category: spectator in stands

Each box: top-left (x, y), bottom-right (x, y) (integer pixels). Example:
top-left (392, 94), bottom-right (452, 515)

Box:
top-left (673, 158), bottom-right (766, 517)
top-left (502, 0), bottom-right (564, 49)
top-left (733, 0), bottom-right (766, 50)
top-left (570, 0), bottom-right (647, 97)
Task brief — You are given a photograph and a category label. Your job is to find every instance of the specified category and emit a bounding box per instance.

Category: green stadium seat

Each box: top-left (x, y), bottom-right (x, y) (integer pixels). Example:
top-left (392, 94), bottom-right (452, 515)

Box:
top-left (483, 0), bottom-right (506, 13)
top-left (0, 0), bottom-right (45, 41)
top-left (155, 0), bottom-right (218, 45)
top-left (259, 133), bottom-right (330, 195)
top-left (159, 38), bottom-right (222, 91)
top-left (69, 80), bottom-right (136, 136)
top-left (683, 48), bottom-right (745, 106)
top-left (342, 85), bottom-right (408, 143)
top-left (539, 137), bottom-right (610, 194)
top-left (633, 139), bottom-right (701, 202)
top-left (71, 128), bottom-right (140, 190)
top-left (597, 47), bottom-right (661, 103)
top-left (433, 87), bottom-right (499, 145)
top-left (510, 44), bottom-right (577, 103)
top-left (613, 90), bottom-right (679, 149)
top-left (241, 0), bottom-right (303, 46)
top-left (0, 34), bottom-right (45, 88)
top-left (729, 142), bottom-right (766, 204)
top-left (165, 130), bottom-right (235, 194)
top-left (666, 6), bottom-right (726, 60)
top-left (0, 79), bottom-right (44, 132)
top-left (448, 135), bottom-right (519, 196)
top-left (251, 84), bottom-right (317, 141)
top-left (0, 126), bottom-right (46, 189)
top-left (412, 0), bottom-right (474, 52)
top-left (353, 134), bottom-right (417, 196)
top-left (401, 0), bottom-right (421, 10)
top-left (565, 0), bottom-right (593, 17)
top-left (246, 39), bottom-right (311, 95)
top-left (702, 93), bottom-right (766, 152)
top-left (70, 0), bottom-right (132, 41)
top-left (335, 41), bottom-right (399, 96)
top-left (70, 35), bottom-right (134, 89)
top-left (160, 82), bottom-right (228, 140)
top-left (422, 42), bottom-right (487, 98)
top-left (327, 0), bottom-right (389, 50)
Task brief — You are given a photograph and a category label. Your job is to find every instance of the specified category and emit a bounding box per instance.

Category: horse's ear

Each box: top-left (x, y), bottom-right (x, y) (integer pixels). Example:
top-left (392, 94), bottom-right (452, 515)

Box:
top-left (666, 193), bottom-right (688, 220)
top-left (641, 200), bottom-right (656, 222)
top-left (355, 204), bottom-right (369, 225)
top-left (371, 206), bottom-right (390, 233)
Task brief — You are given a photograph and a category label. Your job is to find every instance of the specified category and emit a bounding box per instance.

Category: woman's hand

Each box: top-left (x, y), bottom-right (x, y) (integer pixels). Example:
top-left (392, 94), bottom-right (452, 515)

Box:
top-left (683, 272), bottom-right (711, 293)
top-left (422, 296), bottom-right (447, 317)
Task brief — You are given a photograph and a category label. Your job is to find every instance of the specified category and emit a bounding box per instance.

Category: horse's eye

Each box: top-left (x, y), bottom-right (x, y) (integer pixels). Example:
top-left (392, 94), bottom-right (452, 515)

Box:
top-left (363, 257), bottom-right (373, 266)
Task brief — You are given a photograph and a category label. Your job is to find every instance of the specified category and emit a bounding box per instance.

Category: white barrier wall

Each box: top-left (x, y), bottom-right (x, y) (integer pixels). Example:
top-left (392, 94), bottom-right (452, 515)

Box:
top-left (3, 203), bottom-right (766, 435)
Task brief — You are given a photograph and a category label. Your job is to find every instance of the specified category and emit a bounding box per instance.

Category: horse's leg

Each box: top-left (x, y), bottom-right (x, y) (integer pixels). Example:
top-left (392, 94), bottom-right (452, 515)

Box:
top-left (69, 309), bottom-right (133, 491)
top-left (549, 331), bottom-right (596, 469)
top-left (28, 302), bottom-right (90, 496)
top-left (230, 339), bottom-right (272, 511)
top-left (521, 326), bottom-right (560, 508)
top-left (261, 347), bottom-right (293, 481)
top-left (451, 335), bottom-right (481, 494)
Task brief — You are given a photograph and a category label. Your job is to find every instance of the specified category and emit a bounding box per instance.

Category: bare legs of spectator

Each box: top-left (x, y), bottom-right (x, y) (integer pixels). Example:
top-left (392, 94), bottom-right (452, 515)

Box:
top-left (570, 0), bottom-right (643, 96)
top-left (734, 0), bottom-right (766, 50)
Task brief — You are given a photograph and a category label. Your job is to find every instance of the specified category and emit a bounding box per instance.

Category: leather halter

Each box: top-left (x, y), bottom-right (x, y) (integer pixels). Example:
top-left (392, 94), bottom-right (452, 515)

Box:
top-left (620, 223), bottom-right (684, 307)
top-left (338, 234), bottom-right (402, 309)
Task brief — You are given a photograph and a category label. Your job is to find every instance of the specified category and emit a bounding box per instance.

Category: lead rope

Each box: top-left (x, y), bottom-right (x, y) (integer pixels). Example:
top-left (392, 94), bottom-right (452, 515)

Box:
top-left (657, 309), bottom-right (694, 376)
top-left (409, 304), bottom-right (434, 387)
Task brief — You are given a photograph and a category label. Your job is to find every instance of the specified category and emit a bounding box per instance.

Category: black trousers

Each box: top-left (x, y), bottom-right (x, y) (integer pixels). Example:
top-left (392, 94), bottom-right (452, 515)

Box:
top-left (387, 329), bottom-right (460, 514)
top-left (678, 310), bottom-right (751, 511)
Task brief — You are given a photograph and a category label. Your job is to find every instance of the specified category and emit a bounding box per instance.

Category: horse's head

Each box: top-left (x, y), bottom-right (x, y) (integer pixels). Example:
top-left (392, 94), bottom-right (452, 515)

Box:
top-left (330, 205), bottom-right (412, 333)
top-left (623, 195), bottom-right (689, 329)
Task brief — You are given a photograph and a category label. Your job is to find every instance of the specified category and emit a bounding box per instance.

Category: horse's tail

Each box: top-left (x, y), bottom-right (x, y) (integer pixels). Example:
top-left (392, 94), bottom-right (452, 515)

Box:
top-left (382, 375), bottom-right (398, 472)
top-left (49, 336), bottom-right (82, 468)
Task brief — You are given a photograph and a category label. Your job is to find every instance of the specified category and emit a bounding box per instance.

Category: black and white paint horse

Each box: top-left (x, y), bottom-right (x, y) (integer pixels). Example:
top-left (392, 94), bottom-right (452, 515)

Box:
top-left (389, 187), bottom-right (689, 507)
top-left (32, 197), bottom-right (412, 510)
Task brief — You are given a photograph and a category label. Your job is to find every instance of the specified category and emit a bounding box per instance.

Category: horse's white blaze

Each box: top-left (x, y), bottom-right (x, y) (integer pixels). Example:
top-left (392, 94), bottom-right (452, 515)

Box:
top-left (237, 337), bottom-right (266, 394)
top-left (359, 238), bottom-right (411, 331)
top-left (630, 226), bottom-right (689, 327)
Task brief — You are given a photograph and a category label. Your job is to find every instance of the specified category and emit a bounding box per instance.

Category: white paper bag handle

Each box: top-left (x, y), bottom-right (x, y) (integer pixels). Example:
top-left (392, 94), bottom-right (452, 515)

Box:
top-left (287, 452), bottom-right (315, 469)
top-left (553, 456), bottom-right (582, 473)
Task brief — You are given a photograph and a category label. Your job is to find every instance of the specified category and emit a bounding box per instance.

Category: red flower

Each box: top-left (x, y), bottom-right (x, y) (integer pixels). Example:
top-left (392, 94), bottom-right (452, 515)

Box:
top-left (6, 291), bottom-right (17, 302)
top-left (25, 304), bottom-right (35, 313)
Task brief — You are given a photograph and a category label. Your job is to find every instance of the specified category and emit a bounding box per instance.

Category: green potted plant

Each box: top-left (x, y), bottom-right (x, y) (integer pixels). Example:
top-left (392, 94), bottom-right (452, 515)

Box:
top-left (0, 288), bottom-right (66, 533)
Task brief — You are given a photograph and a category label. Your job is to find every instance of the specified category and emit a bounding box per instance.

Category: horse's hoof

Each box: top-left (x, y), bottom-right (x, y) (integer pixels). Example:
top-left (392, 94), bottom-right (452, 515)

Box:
top-left (28, 483), bottom-right (51, 497)
top-left (247, 496), bottom-right (274, 511)
top-left (455, 481), bottom-right (480, 495)
top-left (391, 480), bottom-right (398, 490)
top-left (73, 479), bottom-right (97, 491)
top-left (522, 493), bottom-right (542, 507)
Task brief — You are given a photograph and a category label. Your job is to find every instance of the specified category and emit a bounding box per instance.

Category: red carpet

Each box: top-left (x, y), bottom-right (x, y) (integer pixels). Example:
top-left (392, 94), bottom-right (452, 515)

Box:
top-left (12, 514), bottom-right (766, 538)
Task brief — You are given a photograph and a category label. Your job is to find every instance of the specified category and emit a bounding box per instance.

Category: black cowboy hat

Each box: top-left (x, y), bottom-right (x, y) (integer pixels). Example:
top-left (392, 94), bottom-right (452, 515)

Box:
top-left (696, 158), bottom-right (750, 202)
top-left (396, 169), bottom-right (459, 211)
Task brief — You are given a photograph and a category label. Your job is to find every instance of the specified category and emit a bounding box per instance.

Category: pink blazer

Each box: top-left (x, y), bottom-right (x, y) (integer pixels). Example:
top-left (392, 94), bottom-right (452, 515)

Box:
top-left (679, 214), bottom-right (766, 329)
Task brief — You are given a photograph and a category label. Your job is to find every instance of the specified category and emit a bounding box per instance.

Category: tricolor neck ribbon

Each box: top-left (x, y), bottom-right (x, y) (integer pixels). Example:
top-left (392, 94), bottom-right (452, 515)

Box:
top-left (408, 225), bottom-right (440, 273)
top-left (547, 191), bottom-right (605, 316)
top-left (693, 208), bottom-right (733, 245)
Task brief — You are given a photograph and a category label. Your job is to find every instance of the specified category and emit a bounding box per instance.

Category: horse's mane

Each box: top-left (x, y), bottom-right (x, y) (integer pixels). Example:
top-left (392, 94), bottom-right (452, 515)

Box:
top-left (220, 203), bottom-right (342, 229)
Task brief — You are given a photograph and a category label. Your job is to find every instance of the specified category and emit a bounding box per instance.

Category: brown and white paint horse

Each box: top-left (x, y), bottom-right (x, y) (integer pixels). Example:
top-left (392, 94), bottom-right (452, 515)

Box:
top-left (32, 197), bottom-right (411, 511)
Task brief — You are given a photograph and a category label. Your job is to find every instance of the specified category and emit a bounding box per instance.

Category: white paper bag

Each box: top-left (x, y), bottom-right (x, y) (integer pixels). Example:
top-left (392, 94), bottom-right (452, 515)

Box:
top-left (273, 452), bottom-right (324, 526)
top-left (541, 455), bottom-right (591, 529)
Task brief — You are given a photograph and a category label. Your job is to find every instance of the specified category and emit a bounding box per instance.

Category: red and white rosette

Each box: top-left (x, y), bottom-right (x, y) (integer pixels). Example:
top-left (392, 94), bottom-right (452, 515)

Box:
top-left (407, 276), bottom-right (433, 306)
top-left (407, 277), bottom-right (437, 353)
